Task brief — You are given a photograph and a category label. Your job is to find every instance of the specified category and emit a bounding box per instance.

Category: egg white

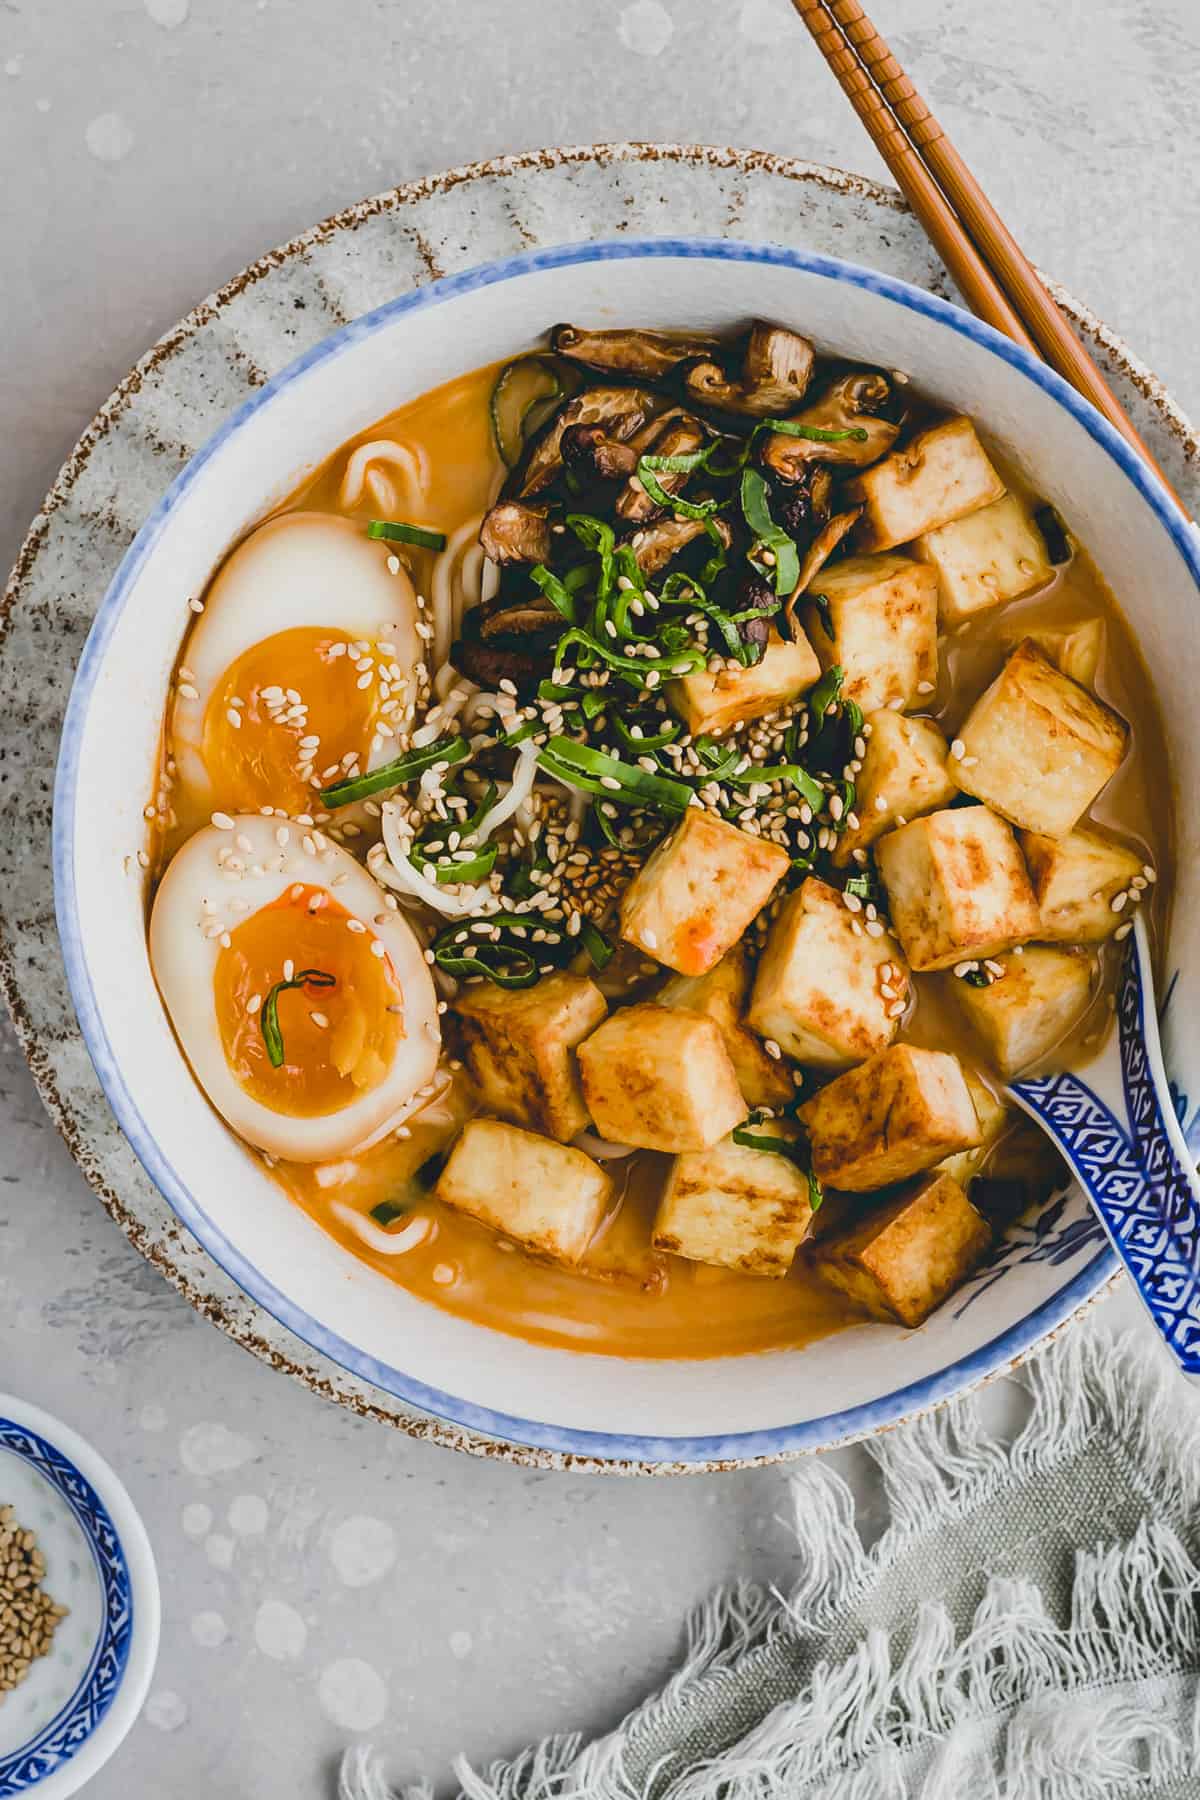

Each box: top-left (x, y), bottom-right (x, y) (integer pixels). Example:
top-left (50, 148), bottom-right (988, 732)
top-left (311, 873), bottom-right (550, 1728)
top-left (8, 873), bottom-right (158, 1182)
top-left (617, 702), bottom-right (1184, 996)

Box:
top-left (172, 511), bottom-right (423, 809)
top-left (150, 814), bottom-right (441, 1161)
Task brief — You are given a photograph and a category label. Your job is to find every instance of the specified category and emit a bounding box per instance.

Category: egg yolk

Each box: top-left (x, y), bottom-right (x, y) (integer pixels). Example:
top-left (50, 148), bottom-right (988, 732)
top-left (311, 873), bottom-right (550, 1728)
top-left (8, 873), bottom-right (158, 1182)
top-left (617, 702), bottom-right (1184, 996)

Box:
top-left (214, 884), bottom-right (404, 1117)
top-left (201, 628), bottom-right (401, 815)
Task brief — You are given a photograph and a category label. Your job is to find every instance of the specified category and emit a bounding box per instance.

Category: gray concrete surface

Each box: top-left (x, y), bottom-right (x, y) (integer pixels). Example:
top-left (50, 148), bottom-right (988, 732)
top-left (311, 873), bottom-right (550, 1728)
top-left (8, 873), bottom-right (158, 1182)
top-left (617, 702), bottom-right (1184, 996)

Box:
top-left (0, 1), bottom-right (1195, 1794)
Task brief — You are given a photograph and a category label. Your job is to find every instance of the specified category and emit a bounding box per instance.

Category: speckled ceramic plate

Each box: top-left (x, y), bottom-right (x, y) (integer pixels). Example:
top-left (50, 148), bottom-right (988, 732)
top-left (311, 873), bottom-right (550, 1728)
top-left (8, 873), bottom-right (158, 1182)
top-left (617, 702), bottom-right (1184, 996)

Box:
top-left (4, 145), bottom-right (1198, 1473)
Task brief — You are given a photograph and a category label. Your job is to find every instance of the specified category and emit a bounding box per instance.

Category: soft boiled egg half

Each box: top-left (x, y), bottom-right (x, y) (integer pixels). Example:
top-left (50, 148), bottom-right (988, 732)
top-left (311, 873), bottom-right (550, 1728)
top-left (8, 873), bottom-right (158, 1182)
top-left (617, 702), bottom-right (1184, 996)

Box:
top-left (150, 814), bottom-right (440, 1161)
top-left (171, 512), bottom-right (423, 818)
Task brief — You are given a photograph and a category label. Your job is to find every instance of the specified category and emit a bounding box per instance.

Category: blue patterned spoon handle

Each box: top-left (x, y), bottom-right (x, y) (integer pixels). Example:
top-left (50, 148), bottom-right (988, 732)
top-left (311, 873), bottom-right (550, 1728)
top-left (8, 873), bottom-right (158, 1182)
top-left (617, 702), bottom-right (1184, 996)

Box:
top-left (1011, 915), bottom-right (1200, 1375)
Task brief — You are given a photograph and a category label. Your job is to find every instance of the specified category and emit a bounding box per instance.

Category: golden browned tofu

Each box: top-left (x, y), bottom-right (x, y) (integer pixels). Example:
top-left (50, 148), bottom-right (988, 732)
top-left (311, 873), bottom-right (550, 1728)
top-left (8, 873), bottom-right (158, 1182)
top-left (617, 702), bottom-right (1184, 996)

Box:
top-left (1019, 827), bottom-right (1146, 942)
top-left (618, 807), bottom-right (788, 978)
top-left (658, 948), bottom-right (794, 1109)
top-left (914, 492), bottom-right (1053, 626)
top-left (798, 1044), bottom-right (981, 1191)
top-left (454, 972), bottom-right (607, 1142)
top-left (952, 946), bottom-right (1095, 1077)
top-left (668, 627), bottom-right (820, 738)
top-left (832, 710), bottom-right (958, 866)
top-left (875, 806), bottom-right (1041, 971)
top-left (803, 554), bottom-right (938, 712)
top-left (950, 640), bottom-right (1128, 837)
top-left (1018, 618), bottom-right (1103, 688)
top-left (846, 416), bottom-right (1006, 553)
top-left (577, 1003), bottom-right (747, 1152)
top-left (939, 1070), bottom-right (1010, 1188)
top-left (747, 877), bottom-right (907, 1067)
top-left (809, 1172), bottom-right (992, 1326)
top-left (436, 1119), bottom-right (613, 1265)
top-left (653, 1124), bottom-right (816, 1278)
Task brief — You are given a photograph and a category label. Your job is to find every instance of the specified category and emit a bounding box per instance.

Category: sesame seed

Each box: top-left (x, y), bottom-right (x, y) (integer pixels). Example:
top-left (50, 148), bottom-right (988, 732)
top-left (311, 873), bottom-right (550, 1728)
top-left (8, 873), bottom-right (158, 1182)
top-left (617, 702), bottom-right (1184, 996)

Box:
top-left (310, 1011), bottom-right (330, 1029)
top-left (763, 1039), bottom-right (782, 1061)
top-left (641, 928), bottom-right (658, 950)
top-left (283, 959), bottom-right (295, 981)
top-left (346, 918), bottom-right (366, 934)
top-left (954, 961), bottom-right (980, 978)
top-left (917, 681), bottom-right (935, 695)
top-left (136, 848), bottom-right (150, 868)
top-left (950, 738), bottom-right (966, 759)
top-left (370, 940), bottom-right (385, 959)
top-left (1111, 891), bottom-right (1128, 913)
top-left (1114, 920), bottom-right (1133, 940)
top-left (225, 708), bottom-right (242, 729)
top-left (1144, 864), bottom-right (1157, 882)
top-left (843, 893), bottom-right (863, 914)
top-left (189, 597), bottom-right (205, 613)
top-left (864, 920), bottom-right (885, 938)
top-left (211, 811), bottom-right (235, 830)
top-left (177, 681), bottom-right (200, 701)
top-left (246, 993), bottom-right (262, 1015)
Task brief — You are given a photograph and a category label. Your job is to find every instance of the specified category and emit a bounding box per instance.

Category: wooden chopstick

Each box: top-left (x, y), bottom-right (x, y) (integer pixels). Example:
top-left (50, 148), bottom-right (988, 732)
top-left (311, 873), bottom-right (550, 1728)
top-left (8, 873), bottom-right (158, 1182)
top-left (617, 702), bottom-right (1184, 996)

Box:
top-left (791, 0), bottom-right (1183, 509)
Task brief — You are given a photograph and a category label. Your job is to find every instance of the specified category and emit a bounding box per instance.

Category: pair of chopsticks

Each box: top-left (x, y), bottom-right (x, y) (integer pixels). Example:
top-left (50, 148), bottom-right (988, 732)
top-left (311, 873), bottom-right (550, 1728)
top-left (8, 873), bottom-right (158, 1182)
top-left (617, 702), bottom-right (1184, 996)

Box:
top-left (791, 0), bottom-right (1184, 512)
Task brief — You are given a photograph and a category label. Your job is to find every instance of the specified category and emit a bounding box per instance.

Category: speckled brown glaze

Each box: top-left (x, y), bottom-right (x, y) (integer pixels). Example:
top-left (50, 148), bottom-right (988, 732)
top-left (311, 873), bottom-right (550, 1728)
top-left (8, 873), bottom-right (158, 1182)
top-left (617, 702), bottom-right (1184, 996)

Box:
top-left (3, 144), bottom-right (1197, 1473)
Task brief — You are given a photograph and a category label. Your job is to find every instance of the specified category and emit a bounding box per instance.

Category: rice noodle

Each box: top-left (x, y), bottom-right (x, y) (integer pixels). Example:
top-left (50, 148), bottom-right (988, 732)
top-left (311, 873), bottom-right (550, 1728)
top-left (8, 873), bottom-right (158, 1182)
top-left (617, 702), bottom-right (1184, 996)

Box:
top-left (375, 807), bottom-right (491, 918)
top-left (430, 513), bottom-right (492, 668)
top-left (473, 740), bottom-right (539, 844)
top-left (338, 438), bottom-right (429, 516)
top-left (330, 1202), bottom-right (431, 1256)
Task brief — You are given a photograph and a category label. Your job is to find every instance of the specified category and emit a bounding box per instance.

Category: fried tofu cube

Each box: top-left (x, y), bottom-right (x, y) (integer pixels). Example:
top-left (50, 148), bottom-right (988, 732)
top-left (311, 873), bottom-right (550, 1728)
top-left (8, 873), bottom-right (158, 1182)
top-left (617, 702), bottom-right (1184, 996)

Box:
top-left (798, 1044), bottom-right (981, 1191)
top-left (1020, 827), bottom-right (1146, 942)
top-left (809, 1172), bottom-right (992, 1326)
top-left (914, 492), bottom-right (1053, 626)
top-left (803, 554), bottom-right (938, 712)
top-left (939, 1070), bottom-right (1010, 1188)
top-left (669, 626), bottom-right (820, 738)
top-left (846, 416), bottom-right (1006, 553)
top-left (577, 1003), bottom-right (747, 1152)
top-left (875, 806), bottom-right (1041, 971)
top-left (618, 807), bottom-right (788, 978)
top-left (658, 948), bottom-right (794, 1109)
top-left (832, 709), bottom-right (958, 866)
top-left (952, 946), bottom-right (1095, 1077)
top-left (453, 972), bottom-right (607, 1143)
top-left (1018, 618), bottom-right (1103, 688)
top-left (950, 640), bottom-right (1128, 837)
top-left (653, 1123), bottom-right (816, 1277)
top-left (747, 877), bottom-right (907, 1067)
top-left (436, 1119), bottom-right (612, 1265)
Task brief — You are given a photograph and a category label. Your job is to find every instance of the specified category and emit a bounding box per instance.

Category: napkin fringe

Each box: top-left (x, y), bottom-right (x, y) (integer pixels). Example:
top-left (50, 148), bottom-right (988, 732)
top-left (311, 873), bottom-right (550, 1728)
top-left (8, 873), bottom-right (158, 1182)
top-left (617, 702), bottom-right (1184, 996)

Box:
top-left (340, 1329), bottom-right (1200, 1800)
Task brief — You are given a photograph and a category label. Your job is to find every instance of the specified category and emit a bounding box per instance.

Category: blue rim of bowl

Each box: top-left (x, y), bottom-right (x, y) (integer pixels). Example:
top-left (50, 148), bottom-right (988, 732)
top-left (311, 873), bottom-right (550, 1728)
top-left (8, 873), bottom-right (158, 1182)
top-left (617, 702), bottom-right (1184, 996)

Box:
top-left (53, 236), bottom-right (1199, 1465)
top-left (0, 1420), bottom-right (132, 1794)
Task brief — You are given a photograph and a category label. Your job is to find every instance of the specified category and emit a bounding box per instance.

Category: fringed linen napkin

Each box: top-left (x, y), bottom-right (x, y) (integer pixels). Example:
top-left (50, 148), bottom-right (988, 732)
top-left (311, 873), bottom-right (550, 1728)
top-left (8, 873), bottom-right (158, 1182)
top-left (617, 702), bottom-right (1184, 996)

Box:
top-left (342, 1329), bottom-right (1200, 1800)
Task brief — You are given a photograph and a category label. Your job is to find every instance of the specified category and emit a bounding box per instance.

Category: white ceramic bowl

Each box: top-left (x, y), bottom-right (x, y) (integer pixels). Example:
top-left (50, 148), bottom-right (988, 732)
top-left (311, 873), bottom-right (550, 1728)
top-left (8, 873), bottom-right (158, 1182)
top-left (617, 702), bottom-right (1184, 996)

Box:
top-left (53, 239), bottom-right (1200, 1467)
top-left (0, 1397), bottom-right (159, 1797)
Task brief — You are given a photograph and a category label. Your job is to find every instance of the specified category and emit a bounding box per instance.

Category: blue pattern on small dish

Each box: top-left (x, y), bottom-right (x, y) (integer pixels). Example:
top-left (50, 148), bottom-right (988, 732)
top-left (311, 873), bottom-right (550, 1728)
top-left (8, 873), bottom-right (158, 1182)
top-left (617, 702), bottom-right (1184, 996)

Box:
top-left (0, 1421), bottom-right (132, 1796)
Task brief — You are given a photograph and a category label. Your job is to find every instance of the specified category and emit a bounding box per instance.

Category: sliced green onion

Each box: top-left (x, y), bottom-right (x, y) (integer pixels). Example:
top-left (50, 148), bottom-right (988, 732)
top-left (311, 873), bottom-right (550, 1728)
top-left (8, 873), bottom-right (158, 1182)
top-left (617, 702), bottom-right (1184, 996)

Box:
top-left (530, 563), bottom-right (579, 625)
top-left (579, 919), bottom-right (615, 971)
top-left (810, 592), bottom-right (833, 639)
top-left (731, 1114), bottom-right (823, 1211)
top-left (636, 456), bottom-right (722, 521)
top-left (553, 625), bottom-right (705, 683)
top-left (807, 664), bottom-right (845, 722)
top-left (724, 762), bottom-right (825, 810)
top-left (566, 514), bottom-right (616, 602)
top-left (758, 417), bottom-right (869, 444)
top-left (260, 968), bottom-right (336, 1069)
top-left (319, 735), bottom-right (470, 808)
top-left (367, 519), bottom-right (447, 551)
top-left (843, 873), bottom-right (876, 903)
top-left (612, 715), bottom-right (682, 754)
top-left (431, 913), bottom-right (564, 990)
top-left (591, 798), bottom-right (669, 852)
top-left (740, 468), bottom-right (800, 596)
top-left (369, 1199), bottom-right (410, 1228)
top-left (414, 843), bottom-right (499, 886)
top-left (489, 357), bottom-right (564, 467)
top-left (538, 736), bottom-right (694, 812)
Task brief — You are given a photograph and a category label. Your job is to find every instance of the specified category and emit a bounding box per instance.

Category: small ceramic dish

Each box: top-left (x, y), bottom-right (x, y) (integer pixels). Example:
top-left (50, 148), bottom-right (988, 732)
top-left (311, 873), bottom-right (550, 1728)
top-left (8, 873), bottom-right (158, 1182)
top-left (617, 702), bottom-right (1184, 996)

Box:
top-left (0, 1398), bottom-right (158, 1798)
top-left (52, 236), bottom-right (1200, 1467)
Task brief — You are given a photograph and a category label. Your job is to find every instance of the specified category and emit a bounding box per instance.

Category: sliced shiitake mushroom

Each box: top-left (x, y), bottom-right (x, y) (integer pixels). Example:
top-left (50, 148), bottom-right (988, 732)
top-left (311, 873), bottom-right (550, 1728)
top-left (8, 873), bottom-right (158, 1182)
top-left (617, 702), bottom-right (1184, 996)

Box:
top-left (560, 422), bottom-right (639, 483)
top-left (452, 614), bottom-right (547, 691)
top-left (784, 508), bottom-right (863, 638)
top-left (624, 513), bottom-right (731, 577)
top-left (551, 324), bottom-right (718, 380)
top-left (685, 322), bottom-right (816, 418)
top-left (615, 412), bottom-right (707, 523)
top-left (479, 501), bottom-right (552, 566)
top-left (519, 387), bottom-right (659, 496)
top-left (760, 372), bottom-right (902, 477)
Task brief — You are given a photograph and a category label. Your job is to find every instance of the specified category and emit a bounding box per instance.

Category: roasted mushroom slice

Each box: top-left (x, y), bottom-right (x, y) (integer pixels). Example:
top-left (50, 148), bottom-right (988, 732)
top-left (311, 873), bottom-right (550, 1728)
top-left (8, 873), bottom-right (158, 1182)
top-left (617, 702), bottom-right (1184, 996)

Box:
top-left (773, 465), bottom-right (835, 540)
top-left (520, 387), bottom-right (658, 496)
top-left (625, 514), bottom-right (732, 577)
top-left (615, 413), bottom-right (707, 523)
top-left (759, 373), bottom-right (902, 476)
top-left (551, 324), bottom-right (717, 380)
top-left (478, 591), bottom-right (563, 641)
top-left (560, 422), bottom-right (639, 483)
top-left (452, 614), bottom-right (547, 691)
top-left (784, 508), bottom-right (863, 637)
top-left (479, 501), bottom-right (552, 566)
top-left (685, 322), bottom-right (816, 418)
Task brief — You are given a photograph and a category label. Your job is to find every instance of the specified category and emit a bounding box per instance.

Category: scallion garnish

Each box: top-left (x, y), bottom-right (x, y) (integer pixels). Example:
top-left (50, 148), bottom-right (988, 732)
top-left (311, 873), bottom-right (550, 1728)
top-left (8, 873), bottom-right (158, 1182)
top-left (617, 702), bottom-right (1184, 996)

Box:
top-left (366, 519), bottom-right (447, 551)
top-left (806, 664), bottom-right (845, 722)
top-left (530, 564), bottom-right (580, 624)
top-left (538, 736), bottom-right (694, 812)
top-left (612, 715), bottom-right (682, 754)
top-left (724, 762), bottom-right (825, 810)
top-left (260, 968), bottom-right (336, 1069)
top-left (731, 1113), bottom-right (823, 1211)
top-left (431, 913), bottom-right (565, 990)
top-left (579, 919), bottom-right (615, 970)
top-left (740, 468), bottom-right (800, 596)
top-left (319, 736), bottom-right (470, 808)
top-left (758, 417), bottom-right (869, 445)
top-left (636, 455), bottom-right (723, 520)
